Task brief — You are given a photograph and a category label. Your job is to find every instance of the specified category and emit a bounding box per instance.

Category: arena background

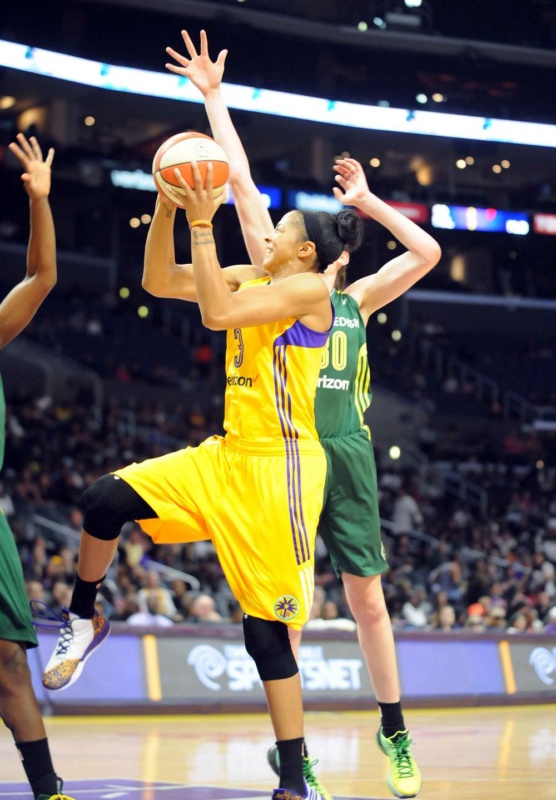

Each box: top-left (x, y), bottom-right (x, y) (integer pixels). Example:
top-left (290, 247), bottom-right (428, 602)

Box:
top-left (0, 2), bottom-right (556, 798)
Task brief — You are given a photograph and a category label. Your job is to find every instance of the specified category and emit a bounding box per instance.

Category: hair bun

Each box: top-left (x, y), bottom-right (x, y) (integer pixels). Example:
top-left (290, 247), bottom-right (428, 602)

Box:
top-left (336, 209), bottom-right (364, 253)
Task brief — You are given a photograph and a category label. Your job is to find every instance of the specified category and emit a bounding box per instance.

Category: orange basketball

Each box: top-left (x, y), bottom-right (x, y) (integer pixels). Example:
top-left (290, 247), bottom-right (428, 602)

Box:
top-left (152, 132), bottom-right (229, 209)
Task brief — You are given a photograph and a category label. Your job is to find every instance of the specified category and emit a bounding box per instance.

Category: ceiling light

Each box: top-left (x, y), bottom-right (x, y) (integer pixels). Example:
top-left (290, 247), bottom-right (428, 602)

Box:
top-left (465, 156), bottom-right (475, 165)
top-left (501, 159), bottom-right (510, 168)
top-left (456, 159), bottom-right (467, 169)
top-left (358, 21), bottom-right (368, 31)
top-left (492, 164), bottom-right (502, 174)
top-left (84, 115), bottom-right (95, 126)
top-left (370, 157), bottom-right (381, 167)
top-left (432, 93), bottom-right (445, 103)
top-left (0, 95), bottom-right (16, 109)
top-left (416, 94), bottom-right (428, 104)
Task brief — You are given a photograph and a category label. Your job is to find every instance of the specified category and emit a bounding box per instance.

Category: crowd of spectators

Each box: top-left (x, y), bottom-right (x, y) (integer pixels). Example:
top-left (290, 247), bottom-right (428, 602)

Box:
top-left (3, 384), bottom-right (555, 635)
top-left (1, 294), bottom-right (555, 636)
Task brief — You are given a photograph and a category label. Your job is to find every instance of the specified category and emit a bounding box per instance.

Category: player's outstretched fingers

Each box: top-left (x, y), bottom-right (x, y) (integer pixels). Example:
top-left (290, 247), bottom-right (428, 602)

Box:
top-left (205, 161), bottom-right (214, 195)
top-left (173, 167), bottom-right (194, 199)
top-left (190, 159), bottom-right (205, 194)
top-left (8, 141), bottom-right (28, 166)
top-left (165, 46), bottom-right (190, 71)
top-left (16, 132), bottom-right (35, 160)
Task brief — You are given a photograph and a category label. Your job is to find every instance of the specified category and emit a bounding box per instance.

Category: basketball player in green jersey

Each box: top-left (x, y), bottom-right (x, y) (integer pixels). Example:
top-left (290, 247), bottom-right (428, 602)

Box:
top-left (0, 134), bottom-right (75, 800)
top-left (166, 30), bottom-right (441, 799)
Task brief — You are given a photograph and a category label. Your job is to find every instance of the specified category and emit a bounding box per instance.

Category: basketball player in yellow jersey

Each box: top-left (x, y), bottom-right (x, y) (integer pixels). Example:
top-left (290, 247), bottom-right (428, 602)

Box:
top-left (163, 29), bottom-right (440, 800)
top-left (43, 149), bottom-right (363, 800)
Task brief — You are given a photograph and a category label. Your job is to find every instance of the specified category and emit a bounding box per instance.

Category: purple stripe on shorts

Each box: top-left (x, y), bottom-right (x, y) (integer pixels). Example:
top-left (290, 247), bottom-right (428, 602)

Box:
top-left (273, 346), bottom-right (302, 565)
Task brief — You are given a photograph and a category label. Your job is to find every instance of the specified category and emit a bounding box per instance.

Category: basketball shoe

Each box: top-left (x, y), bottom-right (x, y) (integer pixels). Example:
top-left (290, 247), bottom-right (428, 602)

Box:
top-left (376, 728), bottom-right (422, 798)
top-left (42, 608), bottom-right (110, 691)
top-left (267, 746), bottom-right (333, 800)
top-left (271, 780), bottom-right (329, 800)
top-left (37, 795), bottom-right (75, 799)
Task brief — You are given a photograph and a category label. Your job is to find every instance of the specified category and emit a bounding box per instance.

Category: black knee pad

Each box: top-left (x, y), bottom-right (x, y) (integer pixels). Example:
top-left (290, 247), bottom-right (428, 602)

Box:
top-left (243, 615), bottom-right (298, 682)
top-left (80, 474), bottom-right (157, 541)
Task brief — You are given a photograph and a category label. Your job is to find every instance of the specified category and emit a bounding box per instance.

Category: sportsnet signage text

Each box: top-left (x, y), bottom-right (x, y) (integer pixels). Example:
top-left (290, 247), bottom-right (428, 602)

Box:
top-left (157, 638), bottom-right (369, 700)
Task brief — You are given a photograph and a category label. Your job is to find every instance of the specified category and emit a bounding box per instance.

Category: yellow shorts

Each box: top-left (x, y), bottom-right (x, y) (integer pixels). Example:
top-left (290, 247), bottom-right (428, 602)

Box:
top-left (113, 435), bottom-right (326, 629)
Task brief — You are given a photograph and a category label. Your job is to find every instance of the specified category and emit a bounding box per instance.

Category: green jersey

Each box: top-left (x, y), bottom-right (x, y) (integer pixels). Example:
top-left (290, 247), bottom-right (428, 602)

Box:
top-left (0, 375), bottom-right (5, 471)
top-left (315, 290), bottom-right (371, 439)
top-left (0, 370), bottom-right (38, 648)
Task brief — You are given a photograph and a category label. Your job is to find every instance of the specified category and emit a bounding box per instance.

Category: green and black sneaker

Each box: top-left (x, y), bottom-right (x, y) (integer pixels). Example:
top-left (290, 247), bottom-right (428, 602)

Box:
top-left (376, 728), bottom-right (422, 798)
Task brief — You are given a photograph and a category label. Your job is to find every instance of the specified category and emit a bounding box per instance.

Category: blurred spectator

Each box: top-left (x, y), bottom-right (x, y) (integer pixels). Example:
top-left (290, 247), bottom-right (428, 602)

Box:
top-left (137, 570), bottom-right (176, 618)
top-left (51, 580), bottom-right (73, 612)
top-left (486, 607), bottom-right (507, 631)
top-left (392, 486), bottom-right (423, 534)
top-left (25, 580), bottom-right (46, 604)
top-left (429, 556), bottom-right (464, 606)
top-left (189, 593), bottom-right (223, 623)
top-left (402, 587), bottom-right (431, 629)
top-left (465, 614), bottom-right (486, 632)
top-left (434, 604), bottom-right (459, 632)
top-left (0, 480), bottom-right (15, 517)
top-left (544, 607), bottom-right (556, 633)
top-left (128, 597), bottom-right (174, 627)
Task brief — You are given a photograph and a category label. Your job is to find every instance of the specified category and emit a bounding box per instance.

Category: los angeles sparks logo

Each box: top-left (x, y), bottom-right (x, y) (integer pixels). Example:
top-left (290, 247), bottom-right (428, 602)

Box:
top-left (274, 595), bottom-right (299, 621)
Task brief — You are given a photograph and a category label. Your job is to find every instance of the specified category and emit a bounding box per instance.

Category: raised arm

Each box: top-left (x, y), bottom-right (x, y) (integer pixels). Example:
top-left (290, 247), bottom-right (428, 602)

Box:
top-left (143, 194), bottom-right (196, 300)
top-left (334, 158), bottom-right (441, 324)
top-left (175, 162), bottom-right (330, 332)
top-left (166, 29), bottom-right (274, 266)
top-left (0, 135), bottom-right (56, 349)
top-left (143, 194), bottom-right (261, 301)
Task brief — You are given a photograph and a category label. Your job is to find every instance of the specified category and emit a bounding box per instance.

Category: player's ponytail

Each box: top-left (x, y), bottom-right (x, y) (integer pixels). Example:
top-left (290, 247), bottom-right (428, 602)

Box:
top-left (336, 209), bottom-right (364, 254)
top-left (299, 209), bottom-right (364, 272)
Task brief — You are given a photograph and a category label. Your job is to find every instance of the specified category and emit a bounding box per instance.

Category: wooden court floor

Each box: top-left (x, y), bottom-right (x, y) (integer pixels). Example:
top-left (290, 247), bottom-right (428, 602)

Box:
top-left (1, 706), bottom-right (555, 800)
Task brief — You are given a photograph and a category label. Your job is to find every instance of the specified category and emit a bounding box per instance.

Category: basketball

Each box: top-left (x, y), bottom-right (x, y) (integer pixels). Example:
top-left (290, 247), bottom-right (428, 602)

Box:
top-left (152, 131), bottom-right (229, 208)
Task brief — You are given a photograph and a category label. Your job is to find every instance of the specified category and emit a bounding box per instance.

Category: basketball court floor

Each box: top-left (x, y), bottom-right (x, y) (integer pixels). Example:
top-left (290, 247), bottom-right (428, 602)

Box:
top-left (1, 706), bottom-right (554, 800)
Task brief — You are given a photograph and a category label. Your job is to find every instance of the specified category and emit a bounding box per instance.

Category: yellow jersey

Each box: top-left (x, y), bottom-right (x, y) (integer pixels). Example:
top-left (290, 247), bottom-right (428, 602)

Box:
top-left (223, 277), bottom-right (332, 448)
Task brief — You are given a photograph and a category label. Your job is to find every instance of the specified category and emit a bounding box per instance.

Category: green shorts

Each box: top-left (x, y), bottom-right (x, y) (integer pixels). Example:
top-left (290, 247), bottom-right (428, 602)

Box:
top-left (319, 428), bottom-right (388, 578)
top-left (0, 512), bottom-right (38, 648)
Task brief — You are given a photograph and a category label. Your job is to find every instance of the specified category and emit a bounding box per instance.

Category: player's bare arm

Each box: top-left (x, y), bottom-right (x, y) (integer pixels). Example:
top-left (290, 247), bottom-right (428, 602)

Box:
top-left (0, 134), bottom-right (56, 349)
top-left (166, 29), bottom-right (273, 266)
top-left (143, 193), bottom-right (262, 300)
top-left (334, 158), bottom-right (441, 323)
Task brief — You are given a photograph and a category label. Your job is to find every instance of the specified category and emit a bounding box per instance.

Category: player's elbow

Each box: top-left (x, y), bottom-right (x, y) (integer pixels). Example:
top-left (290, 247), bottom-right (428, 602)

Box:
top-left (41, 274), bottom-right (57, 293)
top-left (428, 241), bottom-right (442, 266)
top-left (31, 271), bottom-right (57, 295)
top-left (200, 311), bottom-right (226, 331)
top-left (142, 274), bottom-right (162, 297)
top-left (420, 241), bottom-right (442, 272)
